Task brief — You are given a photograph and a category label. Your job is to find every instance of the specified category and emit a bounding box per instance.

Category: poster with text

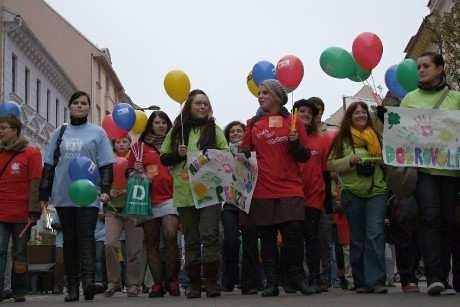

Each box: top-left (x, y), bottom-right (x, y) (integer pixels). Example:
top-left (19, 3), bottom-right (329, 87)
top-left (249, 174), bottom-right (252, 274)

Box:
top-left (383, 107), bottom-right (460, 170)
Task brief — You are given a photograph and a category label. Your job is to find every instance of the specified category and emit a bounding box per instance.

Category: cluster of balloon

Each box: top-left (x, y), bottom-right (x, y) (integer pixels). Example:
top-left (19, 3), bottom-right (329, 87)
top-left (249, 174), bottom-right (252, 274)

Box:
top-left (0, 101), bottom-right (21, 118)
top-left (247, 55), bottom-right (304, 97)
top-left (68, 156), bottom-right (100, 207)
top-left (102, 103), bottom-right (148, 140)
top-left (384, 59), bottom-right (419, 99)
top-left (320, 32), bottom-right (383, 83)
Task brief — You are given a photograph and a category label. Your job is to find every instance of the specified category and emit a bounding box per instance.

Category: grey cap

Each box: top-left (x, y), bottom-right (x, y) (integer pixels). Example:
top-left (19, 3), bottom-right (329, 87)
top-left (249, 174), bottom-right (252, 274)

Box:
top-left (262, 79), bottom-right (288, 105)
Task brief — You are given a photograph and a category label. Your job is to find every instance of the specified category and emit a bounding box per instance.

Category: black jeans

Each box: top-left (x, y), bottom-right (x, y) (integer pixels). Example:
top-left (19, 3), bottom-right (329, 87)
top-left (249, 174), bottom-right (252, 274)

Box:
top-left (258, 221), bottom-right (305, 287)
top-left (221, 204), bottom-right (240, 288)
top-left (415, 173), bottom-right (460, 286)
top-left (241, 224), bottom-right (263, 290)
top-left (304, 207), bottom-right (322, 283)
top-left (56, 207), bottom-right (99, 286)
top-left (389, 196), bottom-right (420, 286)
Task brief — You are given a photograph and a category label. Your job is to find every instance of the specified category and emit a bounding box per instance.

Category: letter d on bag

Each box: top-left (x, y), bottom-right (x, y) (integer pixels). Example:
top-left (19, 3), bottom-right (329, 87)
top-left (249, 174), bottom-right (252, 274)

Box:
top-left (132, 185), bottom-right (146, 201)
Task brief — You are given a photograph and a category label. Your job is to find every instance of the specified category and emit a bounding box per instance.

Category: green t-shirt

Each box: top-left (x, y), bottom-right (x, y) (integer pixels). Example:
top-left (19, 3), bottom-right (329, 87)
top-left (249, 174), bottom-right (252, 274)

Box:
top-left (400, 88), bottom-right (460, 177)
top-left (160, 125), bottom-right (229, 208)
top-left (328, 145), bottom-right (387, 198)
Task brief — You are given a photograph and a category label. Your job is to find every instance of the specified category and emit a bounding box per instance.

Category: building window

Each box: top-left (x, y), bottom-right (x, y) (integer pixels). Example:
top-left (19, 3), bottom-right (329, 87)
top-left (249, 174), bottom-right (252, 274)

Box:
top-left (11, 54), bottom-right (17, 93)
top-left (25, 67), bottom-right (30, 105)
top-left (96, 105), bottom-right (102, 125)
top-left (36, 79), bottom-right (41, 112)
top-left (105, 75), bottom-right (110, 94)
top-left (46, 89), bottom-right (51, 121)
top-left (64, 107), bottom-right (69, 123)
top-left (55, 98), bottom-right (60, 126)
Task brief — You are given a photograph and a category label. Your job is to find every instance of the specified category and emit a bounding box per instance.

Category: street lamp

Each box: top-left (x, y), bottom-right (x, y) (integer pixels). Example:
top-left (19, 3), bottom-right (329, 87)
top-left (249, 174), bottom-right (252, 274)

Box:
top-left (135, 105), bottom-right (160, 111)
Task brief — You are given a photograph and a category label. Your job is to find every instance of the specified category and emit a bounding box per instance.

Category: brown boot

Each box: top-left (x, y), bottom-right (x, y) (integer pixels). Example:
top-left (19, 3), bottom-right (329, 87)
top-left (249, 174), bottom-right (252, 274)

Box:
top-left (204, 262), bottom-right (221, 298)
top-left (186, 263), bottom-right (202, 299)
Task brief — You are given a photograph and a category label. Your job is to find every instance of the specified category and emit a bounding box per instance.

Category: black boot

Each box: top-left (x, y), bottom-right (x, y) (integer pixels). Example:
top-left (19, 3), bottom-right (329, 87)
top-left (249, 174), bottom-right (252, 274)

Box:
top-left (204, 262), bottom-right (221, 298)
top-left (82, 279), bottom-right (95, 301)
top-left (186, 263), bottom-right (202, 299)
top-left (261, 260), bottom-right (279, 297)
top-left (64, 278), bottom-right (80, 302)
top-left (294, 279), bottom-right (316, 295)
top-left (80, 239), bottom-right (96, 301)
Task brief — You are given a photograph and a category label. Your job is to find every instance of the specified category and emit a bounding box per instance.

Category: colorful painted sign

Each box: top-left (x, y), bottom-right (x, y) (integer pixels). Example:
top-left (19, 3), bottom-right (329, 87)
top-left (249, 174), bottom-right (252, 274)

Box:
top-left (383, 106), bottom-right (460, 170)
top-left (187, 149), bottom-right (258, 213)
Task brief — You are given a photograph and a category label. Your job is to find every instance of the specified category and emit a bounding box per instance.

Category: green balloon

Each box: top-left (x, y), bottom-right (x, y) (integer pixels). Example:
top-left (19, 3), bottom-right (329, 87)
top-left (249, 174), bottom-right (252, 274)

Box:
top-left (349, 58), bottom-right (371, 82)
top-left (320, 47), bottom-right (355, 79)
top-left (68, 179), bottom-right (98, 207)
top-left (396, 59), bottom-right (419, 92)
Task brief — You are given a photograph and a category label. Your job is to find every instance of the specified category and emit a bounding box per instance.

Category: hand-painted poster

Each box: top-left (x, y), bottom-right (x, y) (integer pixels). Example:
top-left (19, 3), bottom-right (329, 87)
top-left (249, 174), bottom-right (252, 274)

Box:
top-left (187, 150), bottom-right (258, 213)
top-left (383, 107), bottom-right (460, 170)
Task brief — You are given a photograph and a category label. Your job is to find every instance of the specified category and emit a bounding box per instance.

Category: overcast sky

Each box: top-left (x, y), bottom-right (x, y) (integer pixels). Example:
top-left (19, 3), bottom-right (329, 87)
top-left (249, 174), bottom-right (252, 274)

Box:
top-left (46, 0), bottom-right (428, 126)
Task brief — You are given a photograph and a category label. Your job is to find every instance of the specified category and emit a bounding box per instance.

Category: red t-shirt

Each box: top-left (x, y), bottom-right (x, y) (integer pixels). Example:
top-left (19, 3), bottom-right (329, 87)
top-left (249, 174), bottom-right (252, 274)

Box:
top-left (129, 142), bottom-right (173, 206)
top-left (241, 114), bottom-right (307, 199)
top-left (300, 133), bottom-right (327, 210)
top-left (0, 146), bottom-right (43, 223)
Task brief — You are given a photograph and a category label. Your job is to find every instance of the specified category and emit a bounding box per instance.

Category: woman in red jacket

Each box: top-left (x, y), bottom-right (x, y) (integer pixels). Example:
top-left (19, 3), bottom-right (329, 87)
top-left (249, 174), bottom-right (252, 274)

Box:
top-left (129, 111), bottom-right (179, 297)
top-left (240, 79), bottom-right (311, 297)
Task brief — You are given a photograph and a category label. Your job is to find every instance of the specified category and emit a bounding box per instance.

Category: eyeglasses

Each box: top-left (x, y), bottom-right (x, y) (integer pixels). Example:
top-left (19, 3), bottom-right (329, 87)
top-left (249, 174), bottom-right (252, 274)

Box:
top-left (0, 125), bottom-right (13, 131)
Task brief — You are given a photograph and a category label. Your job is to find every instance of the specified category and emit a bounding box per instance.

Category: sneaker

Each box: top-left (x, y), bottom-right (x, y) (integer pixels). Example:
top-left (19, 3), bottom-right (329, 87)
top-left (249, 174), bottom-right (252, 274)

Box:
top-left (13, 295), bottom-right (26, 303)
top-left (373, 285), bottom-right (388, 294)
top-left (441, 284), bottom-right (456, 296)
top-left (356, 287), bottom-right (374, 294)
top-left (149, 283), bottom-right (164, 298)
top-left (241, 288), bottom-right (258, 295)
top-left (167, 280), bottom-right (180, 296)
top-left (402, 283), bottom-right (419, 293)
top-left (127, 286), bottom-right (140, 297)
top-left (427, 282), bottom-right (444, 296)
top-left (104, 286), bottom-right (121, 297)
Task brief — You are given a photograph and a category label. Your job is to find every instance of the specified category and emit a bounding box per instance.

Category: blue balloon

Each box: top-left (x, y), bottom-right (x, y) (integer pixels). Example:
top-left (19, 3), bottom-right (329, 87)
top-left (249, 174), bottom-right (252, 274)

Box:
top-left (252, 61), bottom-right (276, 86)
top-left (112, 103), bottom-right (135, 131)
top-left (69, 156), bottom-right (100, 184)
top-left (0, 101), bottom-right (21, 118)
top-left (385, 65), bottom-right (407, 99)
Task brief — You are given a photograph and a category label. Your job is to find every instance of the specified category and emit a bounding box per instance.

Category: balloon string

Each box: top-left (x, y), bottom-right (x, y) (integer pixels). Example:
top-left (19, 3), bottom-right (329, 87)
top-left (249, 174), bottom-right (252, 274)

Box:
top-left (180, 104), bottom-right (185, 145)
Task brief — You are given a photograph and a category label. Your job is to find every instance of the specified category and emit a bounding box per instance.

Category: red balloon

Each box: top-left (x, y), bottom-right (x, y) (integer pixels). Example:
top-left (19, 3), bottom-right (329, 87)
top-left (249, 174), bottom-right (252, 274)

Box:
top-left (276, 55), bottom-right (304, 89)
top-left (102, 115), bottom-right (128, 140)
top-left (113, 156), bottom-right (128, 189)
top-left (352, 32), bottom-right (383, 70)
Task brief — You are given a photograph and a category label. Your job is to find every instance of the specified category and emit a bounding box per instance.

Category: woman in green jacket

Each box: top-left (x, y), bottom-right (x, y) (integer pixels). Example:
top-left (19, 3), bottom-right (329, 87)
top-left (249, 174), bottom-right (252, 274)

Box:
top-left (400, 52), bottom-right (460, 295)
top-left (160, 89), bottom-right (228, 298)
top-left (328, 101), bottom-right (387, 294)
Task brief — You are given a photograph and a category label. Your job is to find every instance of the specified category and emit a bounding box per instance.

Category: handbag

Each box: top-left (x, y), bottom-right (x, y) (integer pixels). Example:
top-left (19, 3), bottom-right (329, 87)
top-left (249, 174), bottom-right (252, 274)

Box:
top-left (122, 172), bottom-right (152, 218)
top-left (385, 87), bottom-right (450, 198)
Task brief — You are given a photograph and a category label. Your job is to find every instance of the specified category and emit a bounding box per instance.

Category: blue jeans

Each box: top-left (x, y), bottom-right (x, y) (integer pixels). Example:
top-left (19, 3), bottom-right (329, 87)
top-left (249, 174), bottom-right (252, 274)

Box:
top-left (95, 241), bottom-right (107, 285)
top-left (342, 191), bottom-right (386, 288)
top-left (0, 222), bottom-right (30, 296)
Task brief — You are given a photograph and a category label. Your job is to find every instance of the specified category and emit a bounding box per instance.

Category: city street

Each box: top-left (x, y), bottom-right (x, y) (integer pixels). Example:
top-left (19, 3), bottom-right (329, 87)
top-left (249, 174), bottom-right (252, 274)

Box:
top-left (10, 288), bottom-right (460, 307)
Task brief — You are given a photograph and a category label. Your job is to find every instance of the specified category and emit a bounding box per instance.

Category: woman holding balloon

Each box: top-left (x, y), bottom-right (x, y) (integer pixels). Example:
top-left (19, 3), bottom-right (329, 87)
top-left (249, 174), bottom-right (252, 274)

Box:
top-left (160, 89), bottom-right (229, 299)
top-left (129, 111), bottom-right (181, 298)
top-left (399, 52), bottom-right (460, 295)
top-left (39, 91), bottom-right (115, 302)
top-left (240, 79), bottom-right (312, 297)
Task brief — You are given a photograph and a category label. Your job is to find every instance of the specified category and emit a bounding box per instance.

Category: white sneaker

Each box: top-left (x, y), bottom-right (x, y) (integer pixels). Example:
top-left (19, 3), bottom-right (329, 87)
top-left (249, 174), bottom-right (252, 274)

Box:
top-left (427, 282), bottom-right (445, 296)
top-left (441, 285), bottom-right (456, 296)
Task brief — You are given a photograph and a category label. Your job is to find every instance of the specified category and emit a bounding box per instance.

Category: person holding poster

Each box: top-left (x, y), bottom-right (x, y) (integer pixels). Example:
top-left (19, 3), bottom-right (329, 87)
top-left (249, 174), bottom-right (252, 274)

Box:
top-left (130, 111), bottom-right (180, 298)
top-left (328, 101), bottom-right (388, 294)
top-left (160, 90), bottom-right (228, 298)
top-left (240, 79), bottom-right (312, 297)
top-left (400, 52), bottom-right (460, 295)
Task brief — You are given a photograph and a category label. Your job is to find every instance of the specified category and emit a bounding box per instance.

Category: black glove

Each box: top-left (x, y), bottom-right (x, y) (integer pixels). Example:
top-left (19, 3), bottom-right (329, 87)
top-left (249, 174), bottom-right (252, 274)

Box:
top-left (376, 105), bottom-right (387, 123)
top-left (99, 164), bottom-right (114, 195)
top-left (160, 152), bottom-right (186, 166)
top-left (288, 139), bottom-right (311, 162)
top-left (39, 163), bottom-right (54, 202)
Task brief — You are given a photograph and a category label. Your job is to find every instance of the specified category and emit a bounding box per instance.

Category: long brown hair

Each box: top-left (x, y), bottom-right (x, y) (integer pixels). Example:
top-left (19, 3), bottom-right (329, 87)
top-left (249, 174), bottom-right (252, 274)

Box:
top-left (330, 101), bottom-right (376, 158)
top-left (170, 89), bottom-right (216, 150)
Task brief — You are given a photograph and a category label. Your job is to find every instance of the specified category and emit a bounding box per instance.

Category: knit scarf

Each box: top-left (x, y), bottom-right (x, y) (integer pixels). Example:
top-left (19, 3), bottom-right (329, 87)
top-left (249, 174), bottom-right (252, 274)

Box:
top-left (0, 136), bottom-right (28, 152)
top-left (142, 132), bottom-right (165, 152)
top-left (418, 74), bottom-right (448, 92)
top-left (350, 127), bottom-right (381, 156)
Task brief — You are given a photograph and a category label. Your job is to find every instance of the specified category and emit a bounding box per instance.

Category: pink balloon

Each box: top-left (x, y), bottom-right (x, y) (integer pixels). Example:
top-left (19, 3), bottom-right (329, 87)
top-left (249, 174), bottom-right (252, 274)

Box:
top-left (102, 115), bottom-right (128, 140)
top-left (276, 55), bottom-right (304, 89)
top-left (352, 32), bottom-right (383, 70)
top-left (113, 156), bottom-right (128, 189)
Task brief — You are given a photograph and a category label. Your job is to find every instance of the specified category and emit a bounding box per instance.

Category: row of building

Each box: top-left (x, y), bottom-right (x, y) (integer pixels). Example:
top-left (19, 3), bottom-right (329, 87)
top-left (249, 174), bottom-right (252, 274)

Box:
top-left (0, 0), bottom-right (132, 152)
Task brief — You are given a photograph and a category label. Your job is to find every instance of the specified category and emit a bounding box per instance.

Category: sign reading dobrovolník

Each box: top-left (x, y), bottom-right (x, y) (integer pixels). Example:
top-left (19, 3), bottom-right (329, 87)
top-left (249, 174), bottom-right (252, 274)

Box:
top-left (187, 149), bottom-right (258, 213)
top-left (383, 106), bottom-right (460, 170)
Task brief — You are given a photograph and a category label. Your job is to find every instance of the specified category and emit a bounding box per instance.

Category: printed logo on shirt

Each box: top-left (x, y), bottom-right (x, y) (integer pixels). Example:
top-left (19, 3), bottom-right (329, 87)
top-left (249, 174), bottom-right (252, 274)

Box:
top-left (63, 138), bottom-right (83, 159)
top-left (268, 116), bottom-right (283, 128)
top-left (310, 150), bottom-right (320, 156)
top-left (10, 162), bottom-right (21, 175)
top-left (255, 128), bottom-right (288, 145)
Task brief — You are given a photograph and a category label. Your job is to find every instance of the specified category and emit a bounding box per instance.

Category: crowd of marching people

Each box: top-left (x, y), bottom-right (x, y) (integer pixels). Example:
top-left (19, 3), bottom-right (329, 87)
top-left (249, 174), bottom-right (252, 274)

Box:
top-left (0, 51), bottom-right (459, 303)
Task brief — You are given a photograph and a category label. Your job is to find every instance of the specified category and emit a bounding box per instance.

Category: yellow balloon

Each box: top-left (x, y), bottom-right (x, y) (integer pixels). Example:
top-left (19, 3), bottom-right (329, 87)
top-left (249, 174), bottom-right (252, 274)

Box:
top-left (131, 110), bottom-right (148, 134)
top-left (246, 72), bottom-right (259, 97)
top-left (164, 70), bottom-right (191, 104)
